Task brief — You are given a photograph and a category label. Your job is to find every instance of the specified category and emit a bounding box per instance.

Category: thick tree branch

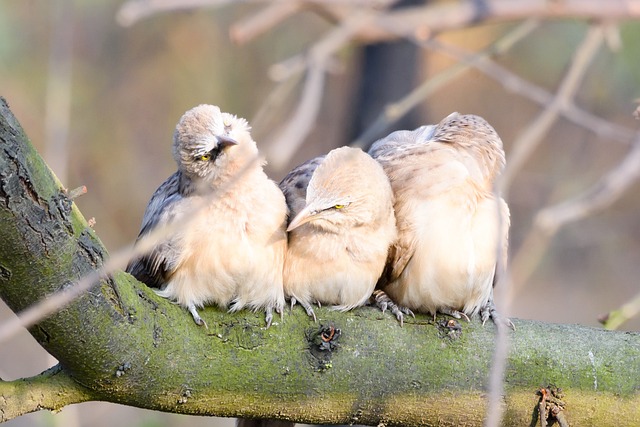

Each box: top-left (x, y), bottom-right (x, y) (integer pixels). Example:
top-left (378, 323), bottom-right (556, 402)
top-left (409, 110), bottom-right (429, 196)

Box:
top-left (0, 365), bottom-right (94, 422)
top-left (0, 98), bottom-right (639, 425)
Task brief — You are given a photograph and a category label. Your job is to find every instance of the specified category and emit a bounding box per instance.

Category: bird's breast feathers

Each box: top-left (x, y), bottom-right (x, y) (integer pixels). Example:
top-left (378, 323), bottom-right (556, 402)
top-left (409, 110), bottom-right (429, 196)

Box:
top-left (161, 178), bottom-right (286, 304)
top-left (392, 192), bottom-right (502, 314)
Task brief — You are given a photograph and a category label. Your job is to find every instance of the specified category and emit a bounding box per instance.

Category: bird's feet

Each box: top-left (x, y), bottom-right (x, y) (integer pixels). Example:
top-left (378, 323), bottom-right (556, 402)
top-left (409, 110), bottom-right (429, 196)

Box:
top-left (290, 297), bottom-right (317, 321)
top-left (480, 299), bottom-right (515, 330)
top-left (188, 303), bottom-right (208, 329)
top-left (439, 307), bottom-right (470, 322)
top-left (371, 290), bottom-right (414, 326)
top-left (264, 304), bottom-right (283, 328)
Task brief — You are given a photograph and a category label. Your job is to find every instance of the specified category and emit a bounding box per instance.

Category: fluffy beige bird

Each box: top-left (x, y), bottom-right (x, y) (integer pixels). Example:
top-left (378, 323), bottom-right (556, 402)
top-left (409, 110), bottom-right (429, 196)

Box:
top-left (369, 112), bottom-right (511, 326)
top-left (279, 146), bottom-right (396, 320)
top-left (127, 104), bottom-right (287, 327)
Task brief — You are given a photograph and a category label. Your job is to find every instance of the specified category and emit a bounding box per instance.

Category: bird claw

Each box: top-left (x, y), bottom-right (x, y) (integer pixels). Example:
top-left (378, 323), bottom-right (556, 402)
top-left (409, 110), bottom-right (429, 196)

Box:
top-left (401, 306), bottom-right (416, 318)
top-left (188, 304), bottom-right (208, 329)
top-left (300, 301), bottom-right (317, 322)
top-left (372, 290), bottom-right (411, 326)
top-left (265, 307), bottom-right (274, 328)
top-left (480, 300), bottom-right (515, 331)
top-left (439, 307), bottom-right (470, 322)
top-left (289, 297), bottom-right (317, 321)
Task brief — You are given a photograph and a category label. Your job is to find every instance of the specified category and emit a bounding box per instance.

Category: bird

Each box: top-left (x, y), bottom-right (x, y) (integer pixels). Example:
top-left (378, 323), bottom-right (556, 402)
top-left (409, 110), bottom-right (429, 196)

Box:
top-left (279, 146), bottom-right (397, 320)
top-left (368, 112), bottom-right (512, 327)
top-left (126, 104), bottom-right (287, 328)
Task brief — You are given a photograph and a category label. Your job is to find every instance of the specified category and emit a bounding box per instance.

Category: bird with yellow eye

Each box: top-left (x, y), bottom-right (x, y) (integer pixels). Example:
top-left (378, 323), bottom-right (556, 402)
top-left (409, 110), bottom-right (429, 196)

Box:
top-left (279, 146), bottom-right (397, 320)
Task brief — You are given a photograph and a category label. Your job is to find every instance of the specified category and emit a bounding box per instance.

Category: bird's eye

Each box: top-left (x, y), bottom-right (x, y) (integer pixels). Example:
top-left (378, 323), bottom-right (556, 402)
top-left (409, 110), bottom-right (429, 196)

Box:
top-left (334, 204), bottom-right (345, 210)
top-left (199, 154), bottom-right (211, 161)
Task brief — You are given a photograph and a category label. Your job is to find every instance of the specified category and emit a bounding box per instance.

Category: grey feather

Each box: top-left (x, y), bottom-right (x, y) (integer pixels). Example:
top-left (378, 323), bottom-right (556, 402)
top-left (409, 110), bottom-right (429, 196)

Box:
top-left (126, 172), bottom-right (183, 288)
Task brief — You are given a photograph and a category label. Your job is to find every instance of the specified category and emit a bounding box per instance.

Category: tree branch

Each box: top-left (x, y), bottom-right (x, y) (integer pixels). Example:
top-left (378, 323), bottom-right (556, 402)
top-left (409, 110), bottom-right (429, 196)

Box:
top-left (117, 0), bottom-right (640, 37)
top-left (1, 97), bottom-right (640, 425)
top-left (0, 365), bottom-right (94, 423)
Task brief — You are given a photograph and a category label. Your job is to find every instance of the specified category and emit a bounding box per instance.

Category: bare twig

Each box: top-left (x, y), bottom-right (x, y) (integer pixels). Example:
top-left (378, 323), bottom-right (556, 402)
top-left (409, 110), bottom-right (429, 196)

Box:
top-left (359, 0), bottom-right (640, 44)
top-left (535, 135), bottom-right (640, 234)
top-left (510, 131), bottom-right (640, 296)
top-left (351, 19), bottom-right (540, 147)
top-left (265, 10), bottom-right (378, 170)
top-left (426, 38), bottom-right (635, 145)
top-left (600, 291), bottom-right (640, 330)
top-left (118, 0), bottom-right (640, 37)
top-left (250, 70), bottom-right (305, 142)
top-left (265, 62), bottom-right (326, 171)
top-left (485, 196), bottom-right (513, 427)
top-left (500, 24), bottom-right (604, 194)
top-left (117, 0), bottom-right (392, 27)
top-left (230, 2), bottom-right (303, 45)
top-left (0, 155), bottom-right (262, 345)
top-left (117, 0), bottom-right (234, 26)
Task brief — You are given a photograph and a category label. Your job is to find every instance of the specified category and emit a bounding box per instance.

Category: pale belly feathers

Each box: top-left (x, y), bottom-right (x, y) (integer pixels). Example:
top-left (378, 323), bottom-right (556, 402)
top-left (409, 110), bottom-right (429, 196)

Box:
top-left (284, 229), bottom-right (388, 311)
top-left (388, 193), bottom-right (500, 316)
top-left (157, 189), bottom-right (286, 312)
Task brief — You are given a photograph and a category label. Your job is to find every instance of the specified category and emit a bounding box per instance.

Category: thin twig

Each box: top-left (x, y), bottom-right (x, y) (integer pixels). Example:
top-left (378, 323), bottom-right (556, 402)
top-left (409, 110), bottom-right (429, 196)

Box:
top-left (358, 0), bottom-right (640, 44)
top-left (117, 0), bottom-right (392, 27)
top-left (509, 131), bottom-right (640, 296)
top-left (535, 134), bottom-right (640, 234)
top-left (117, 0), bottom-right (640, 38)
top-left (265, 10), bottom-right (378, 171)
top-left (427, 39), bottom-right (635, 144)
top-left (250, 70), bottom-right (305, 142)
top-left (0, 155), bottom-right (262, 345)
top-left (351, 19), bottom-right (540, 148)
top-left (600, 291), bottom-right (640, 330)
top-left (230, 2), bottom-right (303, 45)
top-left (117, 0), bottom-right (234, 27)
top-left (500, 24), bottom-right (605, 195)
top-left (485, 196), bottom-right (513, 427)
top-left (265, 63), bottom-right (326, 171)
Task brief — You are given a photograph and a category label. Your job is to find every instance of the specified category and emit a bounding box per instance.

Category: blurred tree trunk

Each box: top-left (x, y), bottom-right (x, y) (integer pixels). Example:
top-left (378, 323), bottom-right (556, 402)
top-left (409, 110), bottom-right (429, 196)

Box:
top-left (0, 97), bottom-right (639, 426)
top-left (347, 0), bottom-right (426, 148)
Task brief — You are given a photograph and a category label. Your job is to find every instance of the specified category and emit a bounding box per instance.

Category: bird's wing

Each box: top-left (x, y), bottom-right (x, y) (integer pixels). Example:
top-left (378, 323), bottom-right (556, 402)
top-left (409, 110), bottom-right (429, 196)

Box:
top-left (370, 122), bottom-right (472, 284)
top-left (126, 172), bottom-right (184, 288)
top-left (279, 155), bottom-right (325, 219)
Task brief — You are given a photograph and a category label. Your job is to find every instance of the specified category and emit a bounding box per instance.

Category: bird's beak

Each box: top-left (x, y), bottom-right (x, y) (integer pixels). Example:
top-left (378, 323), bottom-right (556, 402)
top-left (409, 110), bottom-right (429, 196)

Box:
top-left (287, 205), bottom-right (318, 232)
top-left (217, 135), bottom-right (238, 149)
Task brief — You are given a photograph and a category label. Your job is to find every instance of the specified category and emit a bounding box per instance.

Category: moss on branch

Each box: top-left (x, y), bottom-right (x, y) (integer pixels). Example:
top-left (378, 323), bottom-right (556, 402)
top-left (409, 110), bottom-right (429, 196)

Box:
top-left (0, 365), bottom-right (94, 422)
top-left (0, 97), bottom-right (639, 425)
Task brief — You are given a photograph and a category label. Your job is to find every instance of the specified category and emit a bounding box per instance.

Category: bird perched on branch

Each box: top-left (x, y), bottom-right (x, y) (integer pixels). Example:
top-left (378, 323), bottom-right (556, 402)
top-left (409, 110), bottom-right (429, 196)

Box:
top-left (126, 104), bottom-right (287, 328)
top-left (369, 113), bottom-right (511, 327)
top-left (279, 146), bottom-right (396, 320)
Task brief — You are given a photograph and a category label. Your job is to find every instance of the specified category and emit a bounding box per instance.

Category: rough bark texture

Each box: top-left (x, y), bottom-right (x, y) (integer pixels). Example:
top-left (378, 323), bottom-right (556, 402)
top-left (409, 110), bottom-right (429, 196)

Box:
top-left (0, 97), bottom-right (639, 426)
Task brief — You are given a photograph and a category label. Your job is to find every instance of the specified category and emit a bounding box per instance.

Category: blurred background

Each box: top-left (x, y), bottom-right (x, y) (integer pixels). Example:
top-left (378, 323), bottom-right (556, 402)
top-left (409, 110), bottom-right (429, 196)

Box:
top-left (1, 0), bottom-right (640, 426)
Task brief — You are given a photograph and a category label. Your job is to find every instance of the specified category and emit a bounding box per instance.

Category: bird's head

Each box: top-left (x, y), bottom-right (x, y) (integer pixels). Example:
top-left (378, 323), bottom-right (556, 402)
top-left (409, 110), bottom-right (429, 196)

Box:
top-left (287, 146), bottom-right (394, 234)
top-left (172, 104), bottom-right (259, 188)
top-left (432, 112), bottom-right (506, 183)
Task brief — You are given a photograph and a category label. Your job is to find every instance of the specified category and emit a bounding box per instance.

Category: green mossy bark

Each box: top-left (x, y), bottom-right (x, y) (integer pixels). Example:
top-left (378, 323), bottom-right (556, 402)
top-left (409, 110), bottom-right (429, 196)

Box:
top-left (0, 366), bottom-right (93, 423)
top-left (0, 97), bottom-right (639, 426)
